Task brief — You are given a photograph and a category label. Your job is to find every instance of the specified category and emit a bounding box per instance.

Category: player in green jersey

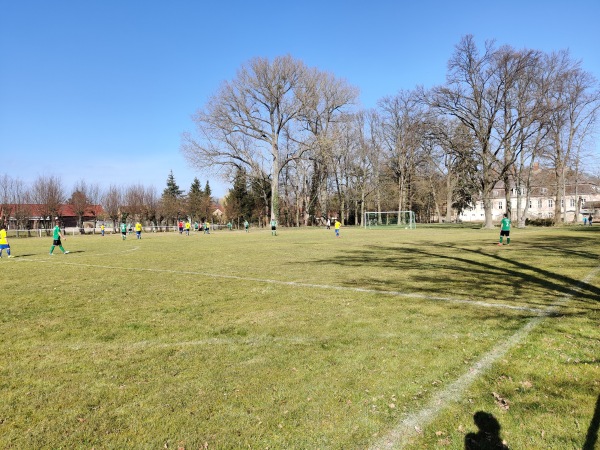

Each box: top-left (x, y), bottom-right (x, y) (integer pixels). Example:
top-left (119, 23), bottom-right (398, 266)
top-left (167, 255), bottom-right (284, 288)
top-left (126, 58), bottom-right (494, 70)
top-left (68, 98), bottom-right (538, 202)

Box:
top-left (498, 213), bottom-right (511, 246)
top-left (270, 218), bottom-right (277, 236)
top-left (49, 218), bottom-right (69, 255)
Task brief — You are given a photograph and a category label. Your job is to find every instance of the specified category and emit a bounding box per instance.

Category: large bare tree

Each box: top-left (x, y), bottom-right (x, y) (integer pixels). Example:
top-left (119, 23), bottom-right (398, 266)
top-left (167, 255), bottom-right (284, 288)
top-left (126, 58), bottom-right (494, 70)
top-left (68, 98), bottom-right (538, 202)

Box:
top-left (379, 90), bottom-right (425, 217)
top-left (182, 55), bottom-right (357, 224)
top-left (182, 55), bottom-right (308, 223)
top-left (543, 51), bottom-right (600, 223)
top-left (429, 36), bottom-right (545, 228)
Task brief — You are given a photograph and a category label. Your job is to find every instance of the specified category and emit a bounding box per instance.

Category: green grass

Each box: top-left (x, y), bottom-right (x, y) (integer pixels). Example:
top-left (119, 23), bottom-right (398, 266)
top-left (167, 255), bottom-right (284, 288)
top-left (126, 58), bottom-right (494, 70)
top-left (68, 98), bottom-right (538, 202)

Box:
top-left (1, 225), bottom-right (598, 449)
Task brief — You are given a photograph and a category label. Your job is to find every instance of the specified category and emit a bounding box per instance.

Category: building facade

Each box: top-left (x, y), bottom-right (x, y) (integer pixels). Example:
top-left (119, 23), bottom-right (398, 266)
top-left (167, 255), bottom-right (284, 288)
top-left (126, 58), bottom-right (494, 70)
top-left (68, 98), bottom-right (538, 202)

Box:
top-left (458, 167), bottom-right (600, 223)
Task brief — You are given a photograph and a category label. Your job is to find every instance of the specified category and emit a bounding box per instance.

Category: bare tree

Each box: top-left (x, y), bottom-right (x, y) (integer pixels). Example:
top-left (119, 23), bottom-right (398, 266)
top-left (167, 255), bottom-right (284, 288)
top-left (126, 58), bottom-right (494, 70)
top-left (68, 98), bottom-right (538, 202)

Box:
top-left (0, 175), bottom-right (31, 232)
top-left (429, 36), bottom-right (544, 228)
top-left (70, 179), bottom-right (93, 230)
top-left (542, 51), bottom-right (600, 223)
top-left (31, 175), bottom-right (65, 231)
top-left (124, 183), bottom-right (146, 222)
top-left (182, 55), bottom-right (358, 225)
top-left (102, 184), bottom-right (123, 230)
top-left (0, 175), bottom-right (13, 226)
top-left (142, 185), bottom-right (159, 228)
top-left (183, 55), bottom-right (310, 223)
top-left (379, 90), bottom-right (425, 217)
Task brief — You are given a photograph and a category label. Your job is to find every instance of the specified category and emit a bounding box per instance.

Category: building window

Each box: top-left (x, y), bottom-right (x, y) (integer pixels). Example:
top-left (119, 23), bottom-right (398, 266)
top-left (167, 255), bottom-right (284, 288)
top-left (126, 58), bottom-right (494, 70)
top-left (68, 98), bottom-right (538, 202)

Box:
top-left (498, 201), bottom-right (503, 209)
top-left (548, 199), bottom-right (554, 208)
top-left (570, 198), bottom-right (576, 207)
top-left (538, 199), bottom-right (543, 208)
top-left (529, 200), bottom-right (533, 209)
top-left (480, 202), bottom-right (485, 209)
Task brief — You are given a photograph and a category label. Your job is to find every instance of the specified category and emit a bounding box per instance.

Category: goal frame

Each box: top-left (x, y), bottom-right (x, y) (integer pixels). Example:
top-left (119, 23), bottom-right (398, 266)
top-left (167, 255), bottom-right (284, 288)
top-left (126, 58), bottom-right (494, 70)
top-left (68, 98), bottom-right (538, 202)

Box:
top-left (364, 211), bottom-right (416, 229)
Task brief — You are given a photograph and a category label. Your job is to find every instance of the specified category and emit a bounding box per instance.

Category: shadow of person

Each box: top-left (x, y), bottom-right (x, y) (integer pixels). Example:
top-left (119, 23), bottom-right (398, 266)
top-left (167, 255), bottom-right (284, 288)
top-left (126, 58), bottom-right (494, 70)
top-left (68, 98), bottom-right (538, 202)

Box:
top-left (465, 411), bottom-right (509, 450)
top-left (583, 393), bottom-right (600, 450)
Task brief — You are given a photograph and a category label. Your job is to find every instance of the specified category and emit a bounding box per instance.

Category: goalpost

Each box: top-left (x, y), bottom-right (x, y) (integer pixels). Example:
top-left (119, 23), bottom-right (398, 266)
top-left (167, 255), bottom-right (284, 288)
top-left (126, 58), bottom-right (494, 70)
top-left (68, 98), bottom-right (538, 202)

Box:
top-left (364, 211), bottom-right (416, 229)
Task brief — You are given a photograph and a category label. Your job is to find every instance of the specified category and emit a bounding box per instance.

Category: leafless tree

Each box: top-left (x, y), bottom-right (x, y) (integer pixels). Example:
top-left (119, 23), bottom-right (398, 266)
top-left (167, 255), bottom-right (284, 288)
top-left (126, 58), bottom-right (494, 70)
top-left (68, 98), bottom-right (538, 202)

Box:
top-left (142, 185), bottom-right (160, 227)
top-left (542, 51), bottom-right (600, 223)
top-left (70, 179), bottom-right (93, 229)
top-left (0, 175), bottom-right (31, 232)
top-left (102, 184), bottom-right (123, 230)
top-left (379, 89), bottom-right (425, 217)
top-left (182, 55), bottom-right (358, 225)
top-left (182, 55), bottom-right (309, 223)
top-left (31, 175), bottom-right (65, 231)
top-left (429, 36), bottom-right (545, 228)
top-left (0, 175), bottom-right (13, 226)
top-left (124, 183), bottom-right (146, 222)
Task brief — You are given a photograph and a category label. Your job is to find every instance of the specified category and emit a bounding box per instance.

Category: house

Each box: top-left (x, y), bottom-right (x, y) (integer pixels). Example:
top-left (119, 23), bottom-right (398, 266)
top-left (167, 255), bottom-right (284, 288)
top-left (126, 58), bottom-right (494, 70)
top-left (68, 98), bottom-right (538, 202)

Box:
top-left (458, 167), bottom-right (600, 223)
top-left (211, 203), bottom-right (224, 223)
top-left (0, 204), bottom-right (105, 229)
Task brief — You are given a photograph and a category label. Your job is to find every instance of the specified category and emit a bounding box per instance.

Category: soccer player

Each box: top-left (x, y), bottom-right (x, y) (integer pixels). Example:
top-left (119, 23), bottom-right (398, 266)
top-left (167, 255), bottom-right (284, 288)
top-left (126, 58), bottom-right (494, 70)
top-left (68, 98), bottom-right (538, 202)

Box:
top-left (100, 224), bottom-right (105, 236)
top-left (49, 218), bottom-right (69, 255)
top-left (0, 224), bottom-right (14, 258)
top-left (270, 218), bottom-right (277, 236)
top-left (185, 220), bottom-right (191, 236)
top-left (498, 213), bottom-right (511, 246)
top-left (120, 222), bottom-right (127, 240)
top-left (135, 221), bottom-right (142, 239)
top-left (334, 219), bottom-right (341, 237)
top-left (244, 220), bottom-right (249, 232)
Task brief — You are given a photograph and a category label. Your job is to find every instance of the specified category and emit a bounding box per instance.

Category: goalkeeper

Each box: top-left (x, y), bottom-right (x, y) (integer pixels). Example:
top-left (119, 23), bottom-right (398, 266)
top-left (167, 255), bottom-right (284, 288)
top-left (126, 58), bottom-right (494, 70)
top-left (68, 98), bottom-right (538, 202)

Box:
top-left (498, 213), bottom-right (511, 246)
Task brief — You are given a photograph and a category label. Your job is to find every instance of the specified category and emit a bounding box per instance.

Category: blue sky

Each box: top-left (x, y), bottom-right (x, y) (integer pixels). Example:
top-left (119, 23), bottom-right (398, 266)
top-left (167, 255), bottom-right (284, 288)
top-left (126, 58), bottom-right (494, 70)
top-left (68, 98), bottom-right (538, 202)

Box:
top-left (1, 0), bottom-right (599, 199)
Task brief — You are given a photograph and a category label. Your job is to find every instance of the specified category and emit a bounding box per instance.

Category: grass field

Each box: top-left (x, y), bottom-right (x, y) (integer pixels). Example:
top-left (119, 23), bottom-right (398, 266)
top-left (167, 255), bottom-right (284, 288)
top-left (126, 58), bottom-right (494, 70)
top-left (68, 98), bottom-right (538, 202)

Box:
top-left (1, 225), bottom-right (599, 449)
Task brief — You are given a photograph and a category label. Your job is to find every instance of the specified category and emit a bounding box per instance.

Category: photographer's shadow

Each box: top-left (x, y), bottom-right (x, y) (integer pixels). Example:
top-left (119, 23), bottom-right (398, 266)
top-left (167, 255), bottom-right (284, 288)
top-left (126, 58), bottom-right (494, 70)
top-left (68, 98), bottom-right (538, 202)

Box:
top-left (465, 411), bottom-right (509, 450)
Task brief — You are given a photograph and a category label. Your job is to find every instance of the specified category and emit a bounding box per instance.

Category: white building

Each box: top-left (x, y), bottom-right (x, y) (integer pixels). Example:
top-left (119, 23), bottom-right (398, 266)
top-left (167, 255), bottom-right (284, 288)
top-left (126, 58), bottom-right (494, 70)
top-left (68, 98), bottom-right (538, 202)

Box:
top-left (458, 166), bottom-right (600, 223)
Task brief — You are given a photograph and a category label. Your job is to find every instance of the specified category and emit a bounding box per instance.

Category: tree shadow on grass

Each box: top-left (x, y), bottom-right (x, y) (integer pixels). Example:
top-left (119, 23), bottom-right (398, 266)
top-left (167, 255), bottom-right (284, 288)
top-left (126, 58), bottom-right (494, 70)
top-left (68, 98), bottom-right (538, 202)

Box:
top-left (308, 234), bottom-right (600, 309)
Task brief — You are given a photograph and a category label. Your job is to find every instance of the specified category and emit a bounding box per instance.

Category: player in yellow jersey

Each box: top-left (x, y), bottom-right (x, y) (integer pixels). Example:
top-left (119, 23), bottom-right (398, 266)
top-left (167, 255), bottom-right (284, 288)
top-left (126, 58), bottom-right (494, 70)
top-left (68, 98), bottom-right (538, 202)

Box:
top-left (0, 224), bottom-right (14, 258)
top-left (135, 221), bottom-right (143, 239)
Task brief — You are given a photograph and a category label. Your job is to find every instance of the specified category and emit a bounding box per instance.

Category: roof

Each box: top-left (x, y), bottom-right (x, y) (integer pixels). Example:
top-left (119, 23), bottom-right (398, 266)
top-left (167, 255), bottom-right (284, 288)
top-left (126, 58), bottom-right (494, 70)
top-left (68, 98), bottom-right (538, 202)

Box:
top-left (0, 204), bottom-right (105, 218)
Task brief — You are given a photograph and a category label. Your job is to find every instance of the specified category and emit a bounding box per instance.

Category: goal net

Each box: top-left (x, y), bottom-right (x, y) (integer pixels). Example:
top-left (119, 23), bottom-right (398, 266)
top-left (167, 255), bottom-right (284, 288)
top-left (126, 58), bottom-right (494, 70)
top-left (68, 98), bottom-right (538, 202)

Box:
top-left (364, 211), bottom-right (416, 229)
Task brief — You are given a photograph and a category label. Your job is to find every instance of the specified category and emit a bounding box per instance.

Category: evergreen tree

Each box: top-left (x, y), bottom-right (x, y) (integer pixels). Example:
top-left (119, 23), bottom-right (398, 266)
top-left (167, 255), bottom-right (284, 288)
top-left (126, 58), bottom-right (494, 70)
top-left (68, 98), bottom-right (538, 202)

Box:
top-left (225, 169), bottom-right (253, 225)
top-left (187, 177), bottom-right (203, 221)
top-left (161, 170), bottom-right (184, 224)
top-left (202, 181), bottom-right (213, 219)
top-left (163, 170), bottom-right (184, 199)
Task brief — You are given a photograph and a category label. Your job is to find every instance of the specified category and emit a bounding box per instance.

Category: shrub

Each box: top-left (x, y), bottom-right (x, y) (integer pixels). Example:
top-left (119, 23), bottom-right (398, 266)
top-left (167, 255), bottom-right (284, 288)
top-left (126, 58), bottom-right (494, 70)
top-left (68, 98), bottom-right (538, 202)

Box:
top-left (525, 217), bottom-right (555, 227)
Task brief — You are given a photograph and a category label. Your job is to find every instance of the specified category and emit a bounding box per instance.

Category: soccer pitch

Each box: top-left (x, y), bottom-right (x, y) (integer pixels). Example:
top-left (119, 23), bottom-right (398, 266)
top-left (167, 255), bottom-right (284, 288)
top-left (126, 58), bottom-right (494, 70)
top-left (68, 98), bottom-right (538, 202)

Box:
top-left (1, 226), bottom-right (599, 449)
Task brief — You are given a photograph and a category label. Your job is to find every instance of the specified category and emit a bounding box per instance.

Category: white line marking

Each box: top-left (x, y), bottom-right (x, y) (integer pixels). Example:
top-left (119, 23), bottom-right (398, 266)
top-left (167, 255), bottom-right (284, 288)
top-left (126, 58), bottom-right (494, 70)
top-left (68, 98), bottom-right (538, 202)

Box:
top-left (369, 264), bottom-right (600, 450)
top-left (17, 258), bottom-right (548, 314)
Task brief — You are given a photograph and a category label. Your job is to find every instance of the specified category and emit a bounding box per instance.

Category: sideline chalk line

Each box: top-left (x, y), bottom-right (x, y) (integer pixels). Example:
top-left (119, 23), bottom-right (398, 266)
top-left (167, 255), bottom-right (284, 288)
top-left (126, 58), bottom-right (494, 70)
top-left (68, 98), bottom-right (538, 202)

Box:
top-left (17, 256), bottom-right (547, 315)
top-left (369, 263), bottom-right (600, 449)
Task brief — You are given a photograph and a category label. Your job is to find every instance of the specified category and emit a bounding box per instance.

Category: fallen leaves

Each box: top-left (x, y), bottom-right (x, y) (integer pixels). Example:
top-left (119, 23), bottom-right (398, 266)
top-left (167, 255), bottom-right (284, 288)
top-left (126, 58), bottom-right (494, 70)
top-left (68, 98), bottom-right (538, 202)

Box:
top-left (493, 392), bottom-right (510, 410)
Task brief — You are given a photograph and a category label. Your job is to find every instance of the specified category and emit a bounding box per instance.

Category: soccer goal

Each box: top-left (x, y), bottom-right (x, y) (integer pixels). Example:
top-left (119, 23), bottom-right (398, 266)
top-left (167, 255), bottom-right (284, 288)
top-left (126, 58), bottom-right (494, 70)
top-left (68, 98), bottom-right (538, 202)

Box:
top-left (364, 211), bottom-right (416, 229)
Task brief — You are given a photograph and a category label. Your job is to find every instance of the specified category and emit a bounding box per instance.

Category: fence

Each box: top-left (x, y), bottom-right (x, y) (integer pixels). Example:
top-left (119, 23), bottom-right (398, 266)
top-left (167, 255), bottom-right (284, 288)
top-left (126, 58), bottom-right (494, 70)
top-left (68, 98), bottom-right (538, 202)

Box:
top-left (2, 224), bottom-right (236, 238)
